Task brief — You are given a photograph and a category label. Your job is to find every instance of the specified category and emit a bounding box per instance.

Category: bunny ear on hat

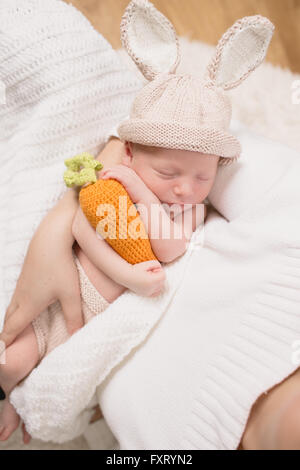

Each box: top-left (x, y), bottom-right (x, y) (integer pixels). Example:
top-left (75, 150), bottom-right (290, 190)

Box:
top-left (120, 0), bottom-right (180, 81)
top-left (205, 15), bottom-right (275, 90)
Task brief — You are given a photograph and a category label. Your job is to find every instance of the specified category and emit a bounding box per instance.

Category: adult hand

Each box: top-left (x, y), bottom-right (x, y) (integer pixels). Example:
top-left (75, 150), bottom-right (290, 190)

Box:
top-left (0, 190), bottom-right (83, 350)
top-left (0, 137), bottom-right (124, 351)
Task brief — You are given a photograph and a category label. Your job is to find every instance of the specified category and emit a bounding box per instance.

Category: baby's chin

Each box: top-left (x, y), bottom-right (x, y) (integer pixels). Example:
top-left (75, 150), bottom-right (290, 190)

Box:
top-left (161, 202), bottom-right (205, 216)
top-left (162, 201), bottom-right (204, 207)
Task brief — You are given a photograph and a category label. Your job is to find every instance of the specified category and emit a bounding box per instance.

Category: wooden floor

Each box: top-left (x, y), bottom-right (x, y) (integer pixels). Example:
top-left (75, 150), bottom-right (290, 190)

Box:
top-left (64, 0), bottom-right (300, 73)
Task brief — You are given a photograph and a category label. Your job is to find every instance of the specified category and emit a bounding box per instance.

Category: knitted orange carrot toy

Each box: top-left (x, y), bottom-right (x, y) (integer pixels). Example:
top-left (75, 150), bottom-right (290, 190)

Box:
top-left (64, 153), bottom-right (157, 265)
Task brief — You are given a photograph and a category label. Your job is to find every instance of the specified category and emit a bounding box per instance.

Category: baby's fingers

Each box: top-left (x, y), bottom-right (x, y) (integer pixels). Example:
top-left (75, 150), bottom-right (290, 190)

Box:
top-left (150, 281), bottom-right (166, 297)
top-left (101, 170), bottom-right (126, 184)
top-left (138, 260), bottom-right (162, 270)
top-left (149, 266), bottom-right (163, 273)
top-left (151, 269), bottom-right (166, 281)
top-left (150, 290), bottom-right (163, 297)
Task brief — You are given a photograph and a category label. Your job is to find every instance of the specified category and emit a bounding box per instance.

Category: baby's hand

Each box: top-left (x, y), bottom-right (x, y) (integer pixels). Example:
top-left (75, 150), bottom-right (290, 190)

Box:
top-left (127, 260), bottom-right (166, 297)
top-left (100, 165), bottom-right (154, 204)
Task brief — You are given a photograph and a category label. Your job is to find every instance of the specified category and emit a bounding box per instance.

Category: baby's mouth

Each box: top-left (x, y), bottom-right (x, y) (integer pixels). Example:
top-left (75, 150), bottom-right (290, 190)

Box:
top-left (164, 202), bottom-right (184, 206)
top-left (163, 202), bottom-right (195, 207)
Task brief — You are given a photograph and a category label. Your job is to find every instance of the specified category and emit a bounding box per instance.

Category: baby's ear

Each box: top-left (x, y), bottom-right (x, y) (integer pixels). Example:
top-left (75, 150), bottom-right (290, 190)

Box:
top-left (122, 141), bottom-right (133, 167)
top-left (120, 0), bottom-right (180, 81)
top-left (204, 15), bottom-right (275, 90)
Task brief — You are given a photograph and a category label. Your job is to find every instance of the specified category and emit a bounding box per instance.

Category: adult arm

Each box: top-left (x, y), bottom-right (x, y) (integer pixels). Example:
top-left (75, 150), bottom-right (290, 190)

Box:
top-left (0, 137), bottom-right (123, 349)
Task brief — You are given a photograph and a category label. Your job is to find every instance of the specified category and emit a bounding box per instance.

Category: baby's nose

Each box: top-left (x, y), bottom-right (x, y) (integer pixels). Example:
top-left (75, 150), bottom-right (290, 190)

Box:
top-left (173, 180), bottom-right (193, 197)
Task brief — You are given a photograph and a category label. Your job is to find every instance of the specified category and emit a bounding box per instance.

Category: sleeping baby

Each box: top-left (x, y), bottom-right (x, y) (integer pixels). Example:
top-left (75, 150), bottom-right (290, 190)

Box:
top-left (0, 0), bottom-right (274, 443)
top-left (0, 125), bottom-right (219, 443)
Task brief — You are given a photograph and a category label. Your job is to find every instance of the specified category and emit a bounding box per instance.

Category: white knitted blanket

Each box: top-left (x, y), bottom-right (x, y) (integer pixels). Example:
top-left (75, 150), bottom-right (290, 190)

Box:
top-left (10, 228), bottom-right (203, 442)
top-left (0, 0), bottom-right (142, 326)
top-left (9, 119), bottom-right (300, 446)
top-left (2, 0), bottom-right (300, 449)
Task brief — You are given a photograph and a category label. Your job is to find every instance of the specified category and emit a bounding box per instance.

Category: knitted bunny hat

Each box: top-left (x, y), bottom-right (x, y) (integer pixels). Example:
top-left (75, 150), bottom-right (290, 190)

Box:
top-left (117, 0), bottom-right (275, 166)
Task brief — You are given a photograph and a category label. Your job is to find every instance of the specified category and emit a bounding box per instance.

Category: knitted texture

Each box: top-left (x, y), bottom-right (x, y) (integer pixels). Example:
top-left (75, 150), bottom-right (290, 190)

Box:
top-left (31, 251), bottom-right (110, 362)
top-left (0, 0), bottom-right (143, 329)
top-left (205, 15), bottom-right (276, 90)
top-left (10, 221), bottom-right (199, 443)
top-left (9, 125), bottom-right (300, 447)
top-left (120, 0), bottom-right (180, 81)
top-left (117, 1), bottom-right (275, 166)
top-left (79, 179), bottom-right (157, 264)
top-left (64, 153), bottom-right (103, 188)
top-left (118, 73), bottom-right (240, 159)
top-left (0, 0), bottom-right (300, 449)
top-left (2, 0), bottom-right (299, 451)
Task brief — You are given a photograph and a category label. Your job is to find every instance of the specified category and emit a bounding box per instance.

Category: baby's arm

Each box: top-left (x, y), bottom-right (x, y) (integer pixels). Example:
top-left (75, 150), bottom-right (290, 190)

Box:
top-left (72, 206), bottom-right (165, 297)
top-left (101, 166), bottom-right (206, 263)
top-left (136, 194), bottom-right (207, 263)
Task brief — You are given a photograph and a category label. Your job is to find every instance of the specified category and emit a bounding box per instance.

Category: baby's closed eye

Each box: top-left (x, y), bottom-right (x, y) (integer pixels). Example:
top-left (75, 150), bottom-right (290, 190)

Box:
top-left (196, 175), bottom-right (212, 182)
top-left (155, 169), bottom-right (178, 178)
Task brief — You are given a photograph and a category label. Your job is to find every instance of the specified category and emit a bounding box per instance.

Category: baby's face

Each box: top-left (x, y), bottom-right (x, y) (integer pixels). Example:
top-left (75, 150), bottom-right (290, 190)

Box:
top-left (122, 141), bottom-right (219, 206)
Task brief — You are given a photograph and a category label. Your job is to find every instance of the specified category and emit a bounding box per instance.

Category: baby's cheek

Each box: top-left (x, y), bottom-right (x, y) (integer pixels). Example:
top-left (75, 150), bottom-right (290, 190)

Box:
top-left (205, 179), bottom-right (216, 194)
top-left (156, 181), bottom-right (173, 200)
top-left (145, 176), bottom-right (165, 198)
top-left (196, 184), bottom-right (211, 203)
